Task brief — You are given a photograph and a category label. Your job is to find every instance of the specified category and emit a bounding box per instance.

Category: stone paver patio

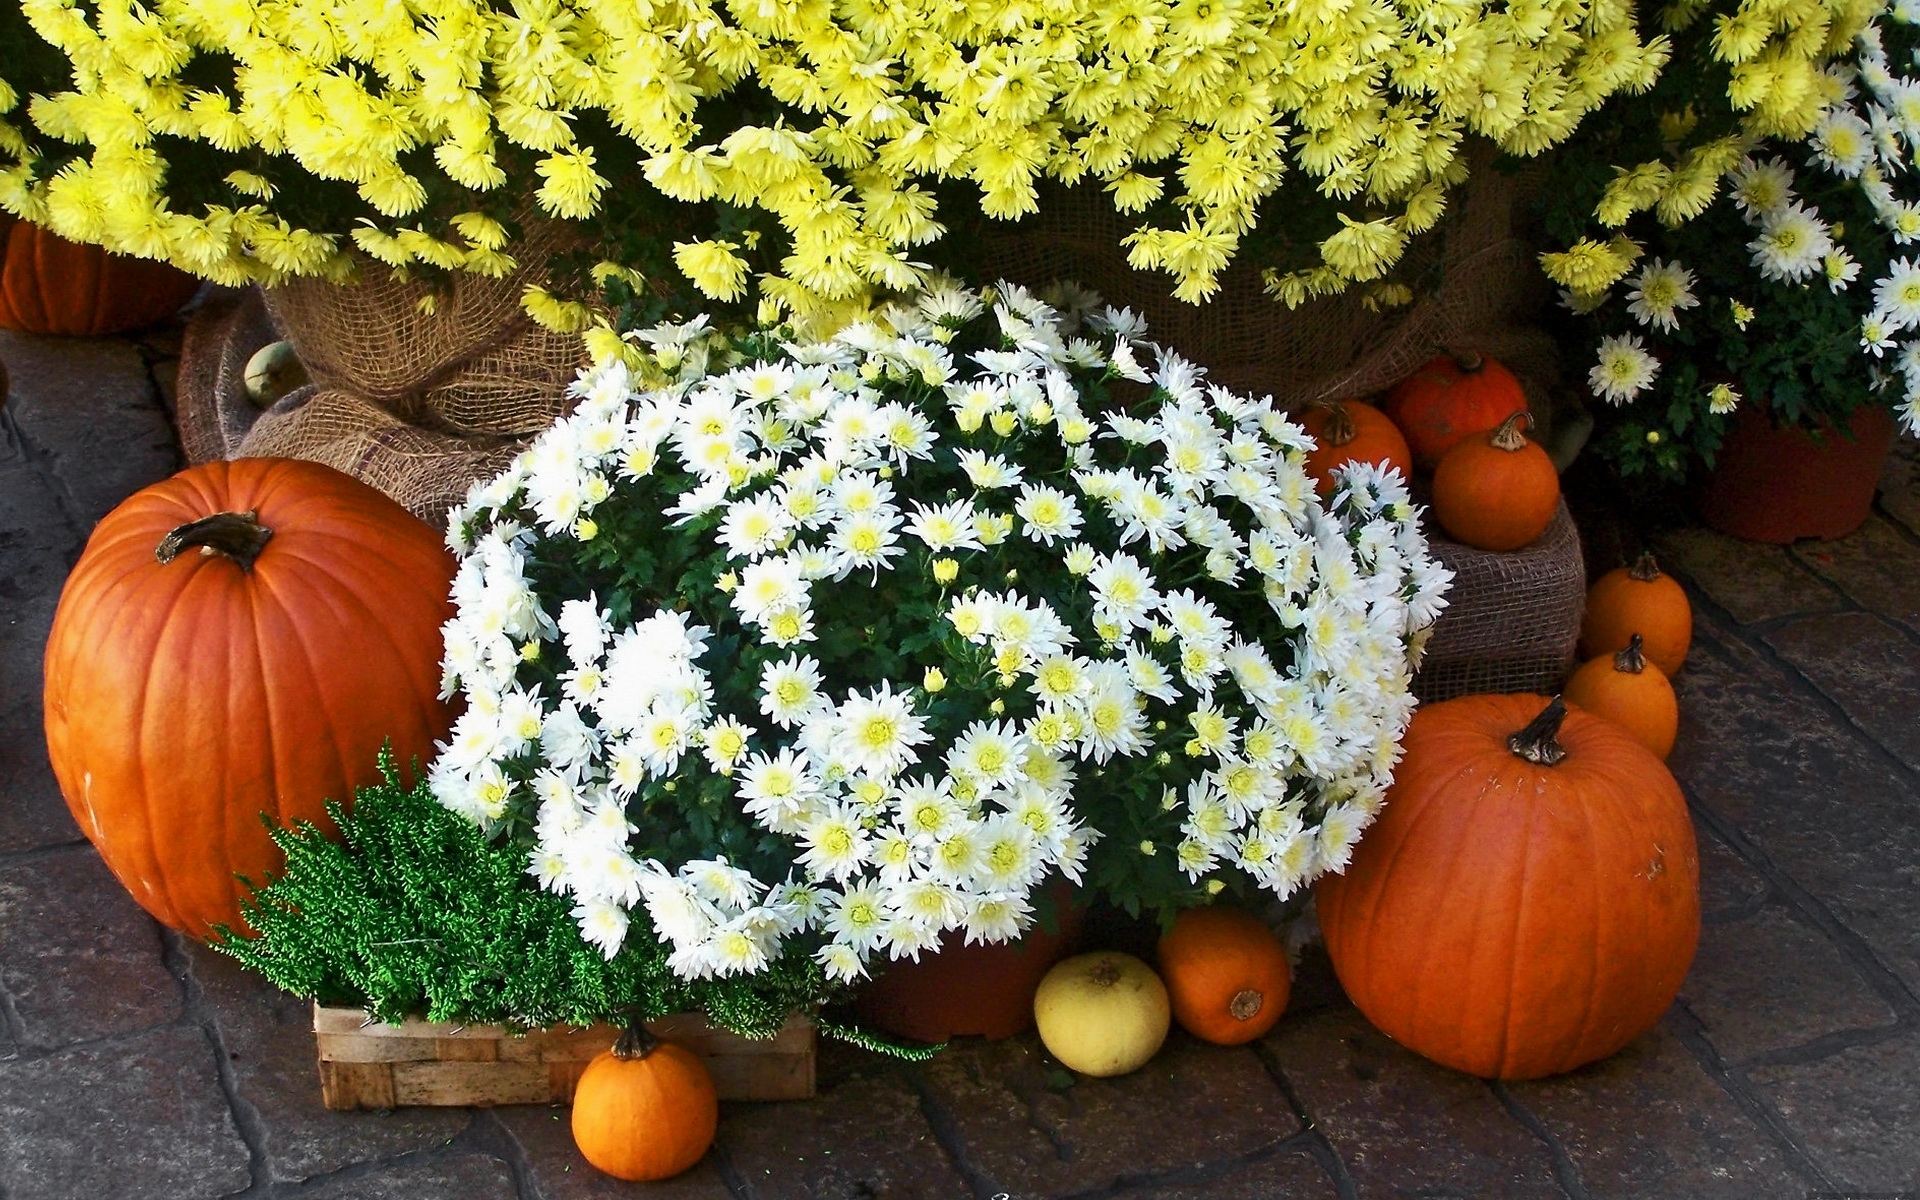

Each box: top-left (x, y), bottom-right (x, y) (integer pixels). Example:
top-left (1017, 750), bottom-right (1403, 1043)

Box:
top-left (3, 316), bottom-right (1918, 1199)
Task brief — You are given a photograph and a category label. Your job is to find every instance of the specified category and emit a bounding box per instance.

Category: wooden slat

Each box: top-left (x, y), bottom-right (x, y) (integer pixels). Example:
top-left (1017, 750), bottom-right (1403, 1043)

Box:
top-left (313, 1005), bottom-right (816, 1107)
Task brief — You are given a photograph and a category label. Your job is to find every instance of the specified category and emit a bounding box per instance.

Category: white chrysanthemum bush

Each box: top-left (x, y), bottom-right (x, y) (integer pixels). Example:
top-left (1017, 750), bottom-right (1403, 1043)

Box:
top-left (429, 282), bottom-right (1451, 984)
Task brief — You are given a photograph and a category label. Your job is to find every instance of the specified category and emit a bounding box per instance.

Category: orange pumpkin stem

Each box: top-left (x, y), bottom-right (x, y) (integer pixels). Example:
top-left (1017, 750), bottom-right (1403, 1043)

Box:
top-left (1488, 411), bottom-right (1533, 452)
top-left (154, 511), bottom-right (274, 572)
top-left (1627, 552), bottom-right (1663, 583)
top-left (1229, 989), bottom-right (1264, 1021)
top-left (1613, 633), bottom-right (1648, 675)
top-left (613, 1022), bottom-right (661, 1061)
top-left (1506, 696), bottom-right (1569, 766)
top-left (1310, 399), bottom-right (1358, 447)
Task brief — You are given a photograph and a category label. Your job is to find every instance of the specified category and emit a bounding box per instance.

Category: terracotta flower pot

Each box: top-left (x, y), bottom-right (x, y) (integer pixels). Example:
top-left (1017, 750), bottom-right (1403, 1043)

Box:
top-left (1698, 405), bottom-right (1897, 544)
top-left (854, 889), bottom-right (1085, 1042)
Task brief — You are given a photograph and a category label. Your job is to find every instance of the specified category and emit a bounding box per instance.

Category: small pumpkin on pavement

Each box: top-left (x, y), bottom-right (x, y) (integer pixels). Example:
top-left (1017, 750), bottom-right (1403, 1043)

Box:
top-left (0, 215), bottom-right (202, 336)
top-left (572, 1024), bottom-right (718, 1181)
top-left (1581, 551), bottom-right (1692, 676)
top-left (1565, 634), bottom-right (1679, 760)
top-left (1157, 907), bottom-right (1291, 1045)
top-left (1034, 951), bottom-right (1170, 1077)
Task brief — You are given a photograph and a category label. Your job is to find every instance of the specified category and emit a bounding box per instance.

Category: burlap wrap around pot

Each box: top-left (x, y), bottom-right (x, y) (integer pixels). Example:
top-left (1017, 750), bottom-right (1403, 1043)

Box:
top-left (177, 217), bottom-right (591, 527)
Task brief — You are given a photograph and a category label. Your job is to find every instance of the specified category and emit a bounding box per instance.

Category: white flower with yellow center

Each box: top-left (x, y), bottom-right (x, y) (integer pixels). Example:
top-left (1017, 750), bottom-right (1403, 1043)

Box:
top-left (957, 449), bottom-right (1024, 489)
top-left (834, 684), bottom-right (929, 779)
top-left (947, 720), bottom-right (1031, 788)
top-left (1014, 484), bottom-right (1083, 544)
top-left (1625, 259), bottom-right (1699, 333)
top-left (799, 808), bottom-right (871, 882)
top-left (907, 499), bottom-right (984, 551)
top-left (759, 654), bottom-right (827, 728)
top-left (1587, 333), bottom-right (1662, 405)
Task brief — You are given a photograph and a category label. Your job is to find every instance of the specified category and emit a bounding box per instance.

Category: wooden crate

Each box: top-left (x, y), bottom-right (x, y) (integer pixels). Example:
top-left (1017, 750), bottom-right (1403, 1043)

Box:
top-left (313, 1005), bottom-right (815, 1110)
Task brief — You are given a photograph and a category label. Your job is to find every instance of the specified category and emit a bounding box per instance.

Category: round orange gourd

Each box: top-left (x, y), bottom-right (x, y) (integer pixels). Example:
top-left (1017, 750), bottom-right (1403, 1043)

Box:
top-left (1316, 695), bottom-right (1699, 1080)
top-left (1580, 552), bottom-right (1692, 676)
top-left (1565, 635), bottom-right (1679, 760)
top-left (0, 216), bottom-right (202, 335)
top-left (1430, 412), bottom-right (1560, 551)
top-left (572, 1027), bottom-right (719, 1181)
top-left (1156, 907), bottom-right (1291, 1045)
top-left (1299, 398), bottom-right (1415, 496)
top-left (42, 458), bottom-right (456, 936)
top-left (1383, 350), bottom-right (1530, 470)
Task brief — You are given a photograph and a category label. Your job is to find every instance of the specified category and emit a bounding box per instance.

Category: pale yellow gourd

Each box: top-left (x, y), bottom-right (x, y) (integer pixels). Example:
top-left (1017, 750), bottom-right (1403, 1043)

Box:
top-left (1033, 952), bottom-right (1171, 1078)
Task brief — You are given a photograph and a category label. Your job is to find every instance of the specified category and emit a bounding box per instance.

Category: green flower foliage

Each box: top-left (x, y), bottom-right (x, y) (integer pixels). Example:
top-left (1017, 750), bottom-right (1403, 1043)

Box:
top-left (213, 752), bottom-right (831, 1038)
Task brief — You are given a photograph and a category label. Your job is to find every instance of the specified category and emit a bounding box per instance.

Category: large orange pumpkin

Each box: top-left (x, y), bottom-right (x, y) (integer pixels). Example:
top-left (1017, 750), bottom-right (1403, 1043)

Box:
top-left (43, 458), bottom-right (456, 936)
top-left (1156, 906), bottom-right (1291, 1045)
top-left (1430, 412), bottom-right (1560, 551)
top-left (1383, 350), bottom-right (1530, 470)
top-left (1299, 398), bottom-right (1414, 496)
top-left (571, 1027), bottom-right (719, 1181)
top-left (1565, 634), bottom-right (1679, 760)
top-left (1580, 552), bottom-right (1692, 676)
top-left (0, 216), bottom-right (202, 336)
top-left (1316, 695), bottom-right (1699, 1080)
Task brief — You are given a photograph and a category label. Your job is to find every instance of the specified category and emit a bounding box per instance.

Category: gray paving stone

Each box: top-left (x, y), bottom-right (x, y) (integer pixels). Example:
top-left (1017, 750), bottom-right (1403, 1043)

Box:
top-left (1650, 525), bottom-right (1841, 626)
top-left (1671, 622), bottom-right (1920, 999)
top-left (1266, 1007), bottom-right (1564, 1200)
top-left (495, 1105), bottom-right (733, 1199)
top-left (0, 1023), bottom-right (251, 1199)
top-left (0, 329), bottom-right (180, 527)
top-left (1696, 826), bottom-right (1770, 922)
top-left (1682, 900), bottom-right (1898, 1066)
top-left (1748, 1030), bottom-right (1920, 1191)
top-left (917, 1032), bottom-right (1299, 1197)
top-left (1790, 514), bottom-right (1920, 636)
top-left (183, 942), bottom-right (471, 1183)
top-left (294, 1152), bottom-right (520, 1200)
top-left (721, 1062), bottom-right (967, 1199)
top-left (1506, 1025), bottom-right (1803, 1199)
top-left (0, 696), bottom-right (82, 855)
top-left (1110, 1145), bottom-right (1338, 1198)
top-left (1763, 611), bottom-right (1920, 773)
top-left (1879, 432), bottom-right (1920, 536)
top-left (0, 849), bottom-right (178, 1049)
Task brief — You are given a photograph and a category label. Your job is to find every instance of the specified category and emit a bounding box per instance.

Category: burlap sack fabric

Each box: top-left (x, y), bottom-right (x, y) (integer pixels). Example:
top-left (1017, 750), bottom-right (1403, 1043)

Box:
top-left (174, 148), bottom-right (1581, 697)
top-left (177, 216), bottom-right (591, 527)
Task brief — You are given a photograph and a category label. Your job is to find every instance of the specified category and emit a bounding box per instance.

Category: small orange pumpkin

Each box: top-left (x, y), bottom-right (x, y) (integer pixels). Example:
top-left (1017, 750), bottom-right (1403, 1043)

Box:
top-left (1383, 350), bottom-right (1530, 470)
top-left (1299, 398), bottom-right (1415, 496)
top-left (572, 1026), bottom-right (718, 1181)
top-left (1565, 634), bottom-right (1679, 760)
top-left (1430, 411), bottom-right (1559, 551)
top-left (1580, 552), bottom-right (1691, 676)
top-left (0, 216), bottom-right (202, 336)
top-left (1156, 907), bottom-right (1291, 1045)
top-left (1317, 695), bottom-right (1699, 1080)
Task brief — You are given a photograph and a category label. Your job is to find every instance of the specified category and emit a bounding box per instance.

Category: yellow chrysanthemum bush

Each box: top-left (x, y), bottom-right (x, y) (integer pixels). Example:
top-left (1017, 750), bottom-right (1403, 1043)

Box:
top-left (0, 0), bottom-right (1684, 334)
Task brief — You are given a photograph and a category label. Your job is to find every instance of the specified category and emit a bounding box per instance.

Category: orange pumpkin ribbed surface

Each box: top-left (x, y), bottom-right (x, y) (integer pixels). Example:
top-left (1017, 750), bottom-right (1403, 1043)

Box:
top-left (42, 458), bottom-right (456, 936)
top-left (1316, 695), bottom-right (1699, 1080)
top-left (0, 217), bottom-right (202, 336)
top-left (1565, 635), bottom-right (1679, 760)
top-left (1430, 411), bottom-right (1559, 551)
top-left (1580, 552), bottom-right (1692, 676)
top-left (572, 1028), bottom-right (718, 1181)
top-left (1383, 351), bottom-right (1530, 470)
top-left (1157, 907), bottom-right (1291, 1045)
top-left (1299, 398), bottom-right (1414, 496)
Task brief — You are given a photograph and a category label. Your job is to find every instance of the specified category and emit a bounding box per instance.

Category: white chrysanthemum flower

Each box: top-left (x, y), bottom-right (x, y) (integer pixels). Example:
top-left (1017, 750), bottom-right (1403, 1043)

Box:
top-left (1728, 156), bottom-right (1795, 217)
top-left (947, 720), bottom-right (1032, 789)
top-left (962, 892), bottom-right (1030, 944)
top-left (1874, 258), bottom-right (1920, 330)
top-left (759, 654), bottom-right (828, 728)
top-left (573, 898), bottom-right (630, 956)
top-left (1624, 259), bottom-right (1699, 333)
top-left (1825, 248), bottom-right (1862, 293)
top-left (906, 499), bottom-right (985, 551)
top-left (799, 808), bottom-right (872, 882)
top-left (719, 495), bottom-right (793, 560)
top-left (828, 509), bottom-right (905, 576)
top-left (1862, 312), bottom-right (1897, 357)
top-left (834, 684), bottom-right (930, 779)
top-left (1813, 109), bottom-right (1875, 177)
top-left (1587, 333), bottom-right (1662, 405)
top-left (1014, 484), bottom-right (1084, 544)
top-left (1087, 552), bottom-right (1161, 630)
top-left (1749, 202), bottom-right (1834, 283)
top-left (957, 449), bottom-right (1025, 489)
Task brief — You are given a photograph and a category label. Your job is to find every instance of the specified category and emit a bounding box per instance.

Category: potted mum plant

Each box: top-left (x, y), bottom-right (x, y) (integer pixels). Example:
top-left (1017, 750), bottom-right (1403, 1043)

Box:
top-left (406, 281), bottom-right (1451, 1037)
top-left (1539, 3), bottom-right (1918, 541)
